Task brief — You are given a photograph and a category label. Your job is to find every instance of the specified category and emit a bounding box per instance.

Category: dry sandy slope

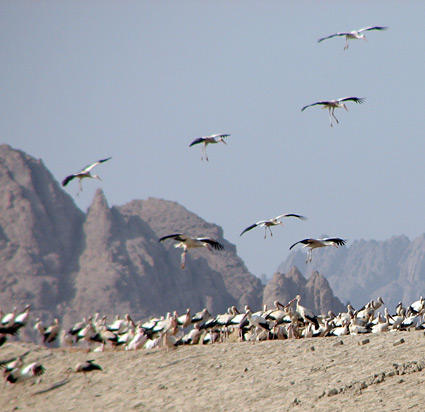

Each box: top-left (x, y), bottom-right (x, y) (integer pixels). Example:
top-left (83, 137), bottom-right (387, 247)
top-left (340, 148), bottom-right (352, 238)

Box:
top-left (1, 330), bottom-right (425, 412)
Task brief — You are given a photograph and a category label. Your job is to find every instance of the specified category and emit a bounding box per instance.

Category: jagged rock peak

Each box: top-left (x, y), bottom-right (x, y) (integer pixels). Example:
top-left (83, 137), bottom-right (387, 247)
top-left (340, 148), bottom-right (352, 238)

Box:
top-left (87, 188), bottom-right (110, 213)
top-left (263, 266), bottom-right (344, 315)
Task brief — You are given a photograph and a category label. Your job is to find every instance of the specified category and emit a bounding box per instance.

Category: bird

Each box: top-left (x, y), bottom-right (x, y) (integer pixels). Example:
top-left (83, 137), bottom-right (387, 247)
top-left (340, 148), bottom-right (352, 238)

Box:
top-left (241, 306), bottom-right (271, 341)
top-left (410, 296), bottom-right (425, 313)
top-left (12, 305), bottom-right (31, 330)
top-left (176, 308), bottom-right (192, 329)
top-left (189, 133), bottom-right (230, 161)
top-left (61, 157), bottom-right (112, 194)
top-left (1, 307), bottom-right (17, 327)
top-left (5, 362), bottom-right (45, 384)
top-left (42, 318), bottom-right (61, 344)
top-left (287, 295), bottom-right (319, 329)
top-left (159, 233), bottom-right (224, 269)
top-left (66, 360), bottom-right (102, 385)
top-left (240, 214), bottom-right (307, 239)
top-left (289, 237), bottom-right (347, 263)
top-left (0, 352), bottom-right (31, 376)
top-left (318, 26), bottom-right (388, 50)
top-left (301, 97), bottom-right (365, 127)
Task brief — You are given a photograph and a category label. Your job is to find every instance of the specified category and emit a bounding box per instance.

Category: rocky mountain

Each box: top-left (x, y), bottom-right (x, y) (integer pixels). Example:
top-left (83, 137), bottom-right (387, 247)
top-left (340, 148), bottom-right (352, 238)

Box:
top-left (65, 191), bottom-right (264, 325)
top-left (263, 267), bottom-right (345, 315)
top-left (0, 144), bottom-right (346, 338)
top-left (278, 234), bottom-right (425, 311)
top-left (0, 145), bottom-right (84, 324)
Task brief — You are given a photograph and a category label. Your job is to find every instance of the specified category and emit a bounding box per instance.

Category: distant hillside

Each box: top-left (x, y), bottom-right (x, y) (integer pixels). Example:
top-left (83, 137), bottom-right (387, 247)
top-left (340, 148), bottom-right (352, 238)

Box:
top-left (0, 144), bottom-right (345, 336)
top-left (278, 235), bottom-right (425, 311)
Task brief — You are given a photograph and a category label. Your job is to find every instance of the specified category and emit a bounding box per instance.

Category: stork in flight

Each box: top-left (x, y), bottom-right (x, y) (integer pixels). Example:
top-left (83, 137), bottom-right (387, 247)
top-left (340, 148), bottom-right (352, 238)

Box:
top-left (189, 133), bottom-right (230, 161)
top-left (289, 237), bottom-right (347, 263)
top-left (62, 157), bottom-right (112, 195)
top-left (301, 97), bottom-right (365, 127)
top-left (159, 234), bottom-right (224, 269)
top-left (240, 214), bottom-right (307, 239)
top-left (318, 26), bottom-right (388, 50)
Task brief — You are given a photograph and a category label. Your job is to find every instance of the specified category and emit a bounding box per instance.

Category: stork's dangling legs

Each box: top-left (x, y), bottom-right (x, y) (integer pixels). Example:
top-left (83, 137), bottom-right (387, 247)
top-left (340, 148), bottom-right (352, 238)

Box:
top-left (204, 145), bottom-right (209, 162)
top-left (77, 179), bottom-right (83, 196)
top-left (331, 108), bottom-right (339, 126)
top-left (306, 249), bottom-right (313, 263)
top-left (344, 38), bottom-right (349, 50)
top-left (181, 249), bottom-right (187, 269)
top-left (328, 109), bottom-right (333, 127)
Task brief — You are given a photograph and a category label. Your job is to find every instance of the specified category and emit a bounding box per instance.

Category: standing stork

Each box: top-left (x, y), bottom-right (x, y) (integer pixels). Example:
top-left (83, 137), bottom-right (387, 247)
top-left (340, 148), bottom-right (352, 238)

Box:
top-left (42, 318), bottom-right (61, 344)
top-left (159, 234), bottom-right (224, 269)
top-left (189, 133), bottom-right (230, 161)
top-left (240, 214), bottom-right (307, 239)
top-left (12, 305), bottom-right (31, 328)
top-left (289, 237), bottom-right (346, 263)
top-left (62, 157), bottom-right (112, 195)
top-left (287, 295), bottom-right (319, 329)
top-left (66, 360), bottom-right (102, 386)
top-left (302, 97), bottom-right (365, 127)
top-left (318, 26), bottom-right (388, 50)
top-left (1, 307), bottom-right (17, 327)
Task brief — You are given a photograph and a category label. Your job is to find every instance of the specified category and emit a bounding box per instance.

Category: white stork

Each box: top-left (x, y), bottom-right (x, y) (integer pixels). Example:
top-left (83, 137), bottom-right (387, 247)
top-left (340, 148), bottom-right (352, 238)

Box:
top-left (176, 308), bottom-right (192, 329)
top-left (5, 361), bottom-right (45, 384)
top-left (410, 296), bottom-right (425, 313)
top-left (42, 318), bottom-right (61, 344)
top-left (302, 97), bottom-right (365, 127)
top-left (1, 307), bottom-right (17, 327)
top-left (287, 295), bottom-right (319, 329)
top-left (62, 157), bottom-right (112, 194)
top-left (191, 308), bottom-right (212, 326)
top-left (66, 360), bottom-right (102, 385)
top-left (289, 237), bottom-right (347, 263)
top-left (240, 213), bottom-right (307, 238)
top-left (159, 233), bottom-right (224, 269)
top-left (242, 305), bottom-right (271, 339)
top-left (318, 26), bottom-right (388, 50)
top-left (189, 133), bottom-right (230, 161)
top-left (12, 305), bottom-right (31, 329)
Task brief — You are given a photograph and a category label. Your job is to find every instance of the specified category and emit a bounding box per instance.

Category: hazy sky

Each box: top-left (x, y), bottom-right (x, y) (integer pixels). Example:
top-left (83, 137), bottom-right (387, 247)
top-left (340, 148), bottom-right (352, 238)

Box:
top-left (2, 1), bottom-right (425, 277)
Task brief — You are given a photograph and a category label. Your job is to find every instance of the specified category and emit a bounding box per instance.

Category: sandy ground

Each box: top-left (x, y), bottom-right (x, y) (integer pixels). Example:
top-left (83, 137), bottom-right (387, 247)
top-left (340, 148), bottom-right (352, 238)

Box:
top-left (1, 330), bottom-right (425, 412)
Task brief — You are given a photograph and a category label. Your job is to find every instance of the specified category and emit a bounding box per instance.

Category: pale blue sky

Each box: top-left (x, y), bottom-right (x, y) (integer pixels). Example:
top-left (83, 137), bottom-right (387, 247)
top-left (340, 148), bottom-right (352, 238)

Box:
top-left (2, 1), bottom-right (425, 277)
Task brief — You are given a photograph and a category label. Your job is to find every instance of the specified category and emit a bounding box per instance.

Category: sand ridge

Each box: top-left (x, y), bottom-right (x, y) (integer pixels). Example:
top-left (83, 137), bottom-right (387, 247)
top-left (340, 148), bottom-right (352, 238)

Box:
top-left (1, 330), bottom-right (425, 411)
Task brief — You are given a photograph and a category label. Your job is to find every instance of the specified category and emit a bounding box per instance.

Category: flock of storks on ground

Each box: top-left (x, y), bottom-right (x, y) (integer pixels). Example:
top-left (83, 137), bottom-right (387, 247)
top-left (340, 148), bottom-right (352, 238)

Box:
top-left (2, 26), bottom-right (394, 386)
top-left (1, 292), bottom-right (425, 385)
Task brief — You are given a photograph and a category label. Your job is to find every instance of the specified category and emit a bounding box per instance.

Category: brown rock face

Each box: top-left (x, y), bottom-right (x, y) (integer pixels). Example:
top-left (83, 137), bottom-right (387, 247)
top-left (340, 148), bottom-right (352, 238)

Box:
top-left (263, 267), bottom-right (345, 315)
top-left (67, 192), bottom-right (263, 324)
top-left (0, 144), bottom-right (84, 323)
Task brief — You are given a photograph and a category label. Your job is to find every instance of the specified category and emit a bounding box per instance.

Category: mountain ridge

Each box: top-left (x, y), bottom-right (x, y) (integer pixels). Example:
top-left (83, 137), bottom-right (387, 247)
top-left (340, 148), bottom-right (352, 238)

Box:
top-left (0, 144), bottom-right (348, 336)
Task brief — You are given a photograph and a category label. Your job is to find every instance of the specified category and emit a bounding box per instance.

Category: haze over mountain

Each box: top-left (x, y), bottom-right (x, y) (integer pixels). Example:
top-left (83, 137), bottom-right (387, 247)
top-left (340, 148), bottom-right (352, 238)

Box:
top-left (0, 144), bottom-right (345, 335)
top-left (279, 235), bottom-right (425, 311)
